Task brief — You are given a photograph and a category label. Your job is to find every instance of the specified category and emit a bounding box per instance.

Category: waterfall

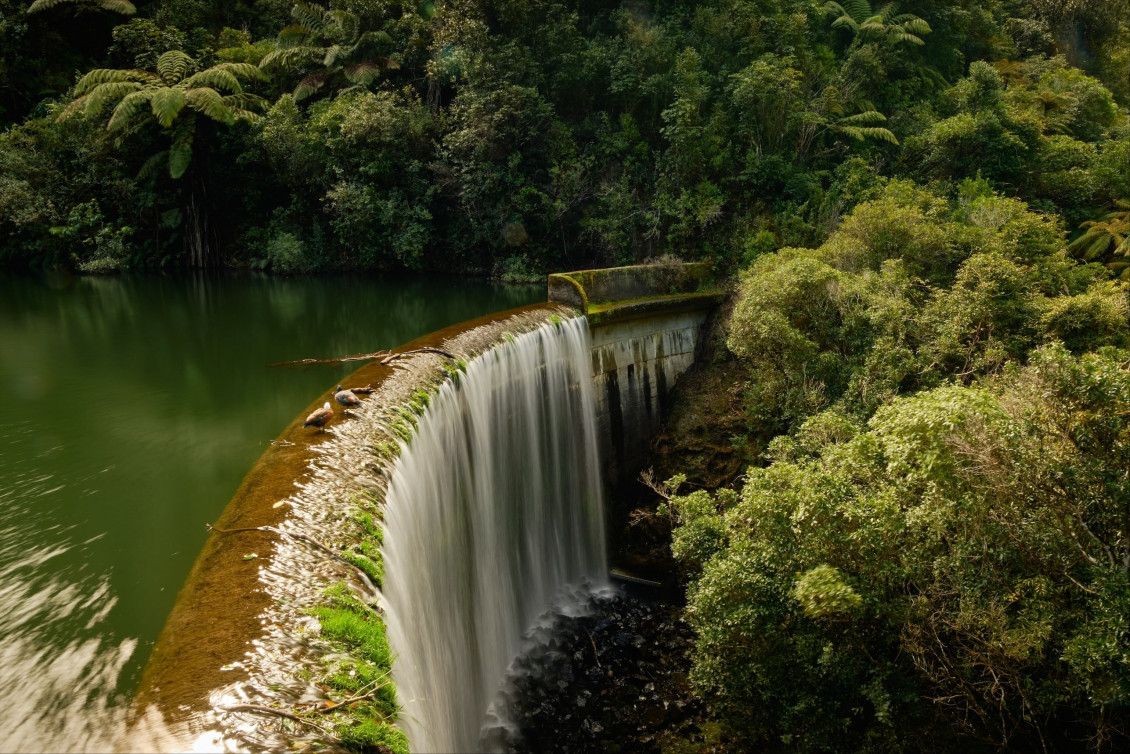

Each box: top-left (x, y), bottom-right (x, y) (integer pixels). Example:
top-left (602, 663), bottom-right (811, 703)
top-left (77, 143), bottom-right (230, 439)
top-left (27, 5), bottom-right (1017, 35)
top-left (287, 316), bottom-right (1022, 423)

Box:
top-left (381, 317), bottom-right (607, 753)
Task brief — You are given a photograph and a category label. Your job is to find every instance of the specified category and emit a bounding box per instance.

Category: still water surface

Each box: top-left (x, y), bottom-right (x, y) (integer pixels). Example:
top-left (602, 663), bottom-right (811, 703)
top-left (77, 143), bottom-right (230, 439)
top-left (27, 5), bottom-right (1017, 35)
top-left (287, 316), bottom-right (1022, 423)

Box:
top-left (0, 272), bottom-right (541, 751)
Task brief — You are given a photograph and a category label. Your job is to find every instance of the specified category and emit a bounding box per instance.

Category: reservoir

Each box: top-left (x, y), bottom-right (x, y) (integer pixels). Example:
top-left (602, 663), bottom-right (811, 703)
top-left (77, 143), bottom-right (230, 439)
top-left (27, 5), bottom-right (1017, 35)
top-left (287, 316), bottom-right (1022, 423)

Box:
top-left (0, 271), bottom-right (539, 751)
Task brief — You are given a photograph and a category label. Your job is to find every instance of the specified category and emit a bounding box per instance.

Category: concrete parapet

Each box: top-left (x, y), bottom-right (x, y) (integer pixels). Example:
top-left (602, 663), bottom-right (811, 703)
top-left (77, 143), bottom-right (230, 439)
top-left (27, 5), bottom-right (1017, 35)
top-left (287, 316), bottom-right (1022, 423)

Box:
top-left (548, 261), bottom-right (722, 322)
top-left (549, 262), bottom-right (724, 487)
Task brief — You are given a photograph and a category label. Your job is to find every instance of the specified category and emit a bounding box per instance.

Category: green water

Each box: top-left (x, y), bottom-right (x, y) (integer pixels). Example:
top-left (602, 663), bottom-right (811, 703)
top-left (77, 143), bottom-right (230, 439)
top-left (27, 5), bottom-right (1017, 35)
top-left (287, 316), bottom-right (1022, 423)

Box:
top-left (0, 271), bottom-right (541, 751)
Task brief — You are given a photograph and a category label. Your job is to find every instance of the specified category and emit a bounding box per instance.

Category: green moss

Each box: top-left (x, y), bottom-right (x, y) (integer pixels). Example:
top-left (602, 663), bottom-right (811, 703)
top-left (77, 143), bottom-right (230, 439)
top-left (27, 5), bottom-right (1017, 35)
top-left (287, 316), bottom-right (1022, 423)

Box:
top-left (341, 551), bottom-right (383, 587)
top-left (312, 584), bottom-right (398, 723)
top-left (351, 511), bottom-right (383, 540)
top-left (441, 358), bottom-right (463, 382)
top-left (390, 417), bottom-right (413, 443)
top-left (338, 719), bottom-right (409, 754)
top-left (373, 439), bottom-right (400, 460)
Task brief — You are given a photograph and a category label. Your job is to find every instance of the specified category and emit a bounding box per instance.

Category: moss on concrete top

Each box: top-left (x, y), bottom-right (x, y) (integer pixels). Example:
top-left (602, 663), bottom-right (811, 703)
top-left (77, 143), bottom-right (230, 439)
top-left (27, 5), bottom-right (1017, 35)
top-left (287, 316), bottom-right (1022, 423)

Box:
top-left (548, 262), bottom-right (723, 322)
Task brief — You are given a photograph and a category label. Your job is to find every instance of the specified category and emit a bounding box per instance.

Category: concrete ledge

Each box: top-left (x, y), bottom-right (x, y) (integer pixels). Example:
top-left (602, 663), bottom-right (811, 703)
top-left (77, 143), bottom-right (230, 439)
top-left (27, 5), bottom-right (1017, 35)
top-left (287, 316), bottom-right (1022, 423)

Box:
top-left (548, 261), bottom-right (720, 315)
top-left (548, 262), bottom-right (725, 489)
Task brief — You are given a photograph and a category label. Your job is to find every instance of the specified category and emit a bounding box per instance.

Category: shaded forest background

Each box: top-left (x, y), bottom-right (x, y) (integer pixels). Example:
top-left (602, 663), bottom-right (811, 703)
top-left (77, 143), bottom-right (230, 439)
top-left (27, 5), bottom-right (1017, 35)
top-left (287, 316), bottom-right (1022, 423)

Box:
top-left (0, 0), bottom-right (1127, 279)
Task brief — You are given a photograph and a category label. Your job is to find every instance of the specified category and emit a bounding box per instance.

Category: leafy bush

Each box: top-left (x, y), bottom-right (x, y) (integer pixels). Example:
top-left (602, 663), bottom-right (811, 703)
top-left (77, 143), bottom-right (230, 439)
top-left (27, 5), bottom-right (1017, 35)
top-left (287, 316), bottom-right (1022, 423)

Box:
top-left (727, 181), bottom-right (1128, 435)
top-left (671, 344), bottom-right (1130, 751)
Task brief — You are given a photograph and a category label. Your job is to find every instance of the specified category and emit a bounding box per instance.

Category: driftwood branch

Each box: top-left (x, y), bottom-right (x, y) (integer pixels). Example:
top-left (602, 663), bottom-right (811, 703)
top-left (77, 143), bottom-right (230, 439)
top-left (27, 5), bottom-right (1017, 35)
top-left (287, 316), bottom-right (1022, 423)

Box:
top-left (206, 523), bottom-right (375, 586)
top-left (217, 679), bottom-right (392, 734)
top-left (271, 347), bottom-right (457, 368)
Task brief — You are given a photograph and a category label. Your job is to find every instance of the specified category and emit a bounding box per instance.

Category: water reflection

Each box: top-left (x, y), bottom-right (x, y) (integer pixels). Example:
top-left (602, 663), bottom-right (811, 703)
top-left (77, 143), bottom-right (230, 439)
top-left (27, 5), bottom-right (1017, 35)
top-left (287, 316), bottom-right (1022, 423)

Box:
top-left (0, 423), bottom-right (135, 752)
top-left (0, 272), bottom-right (541, 750)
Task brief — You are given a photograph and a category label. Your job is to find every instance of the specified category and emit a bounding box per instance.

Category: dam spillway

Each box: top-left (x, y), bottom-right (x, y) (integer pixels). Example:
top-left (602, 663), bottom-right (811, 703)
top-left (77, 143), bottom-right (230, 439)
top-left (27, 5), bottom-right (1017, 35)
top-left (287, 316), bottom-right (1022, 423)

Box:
top-left (382, 317), bottom-right (607, 752)
top-left (131, 263), bottom-right (722, 752)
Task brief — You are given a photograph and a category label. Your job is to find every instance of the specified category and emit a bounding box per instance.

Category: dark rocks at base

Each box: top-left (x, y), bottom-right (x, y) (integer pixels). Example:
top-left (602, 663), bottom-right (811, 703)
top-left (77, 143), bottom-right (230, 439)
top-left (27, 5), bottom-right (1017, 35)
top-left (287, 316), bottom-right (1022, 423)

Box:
top-left (501, 591), bottom-right (707, 754)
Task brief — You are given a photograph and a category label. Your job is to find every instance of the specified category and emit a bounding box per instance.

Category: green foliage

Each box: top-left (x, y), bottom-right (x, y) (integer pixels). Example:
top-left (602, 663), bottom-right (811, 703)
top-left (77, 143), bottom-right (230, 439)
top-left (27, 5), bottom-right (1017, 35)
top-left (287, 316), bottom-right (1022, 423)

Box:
top-left (310, 581), bottom-right (404, 752)
top-left (26, 0), bottom-right (135, 15)
top-left (728, 181), bottom-right (1129, 434)
top-left (1068, 200), bottom-right (1130, 276)
top-left (672, 345), bottom-right (1130, 750)
top-left (260, 1), bottom-right (399, 101)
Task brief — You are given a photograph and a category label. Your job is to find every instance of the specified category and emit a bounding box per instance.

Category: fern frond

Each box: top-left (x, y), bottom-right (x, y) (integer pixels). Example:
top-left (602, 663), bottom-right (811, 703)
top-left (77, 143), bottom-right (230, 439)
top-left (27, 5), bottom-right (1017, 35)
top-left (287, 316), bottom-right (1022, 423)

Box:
top-left (276, 24), bottom-right (314, 48)
top-left (326, 9), bottom-right (359, 40)
top-left (876, 2), bottom-right (900, 22)
top-left (222, 92), bottom-right (269, 113)
top-left (355, 30), bottom-right (394, 52)
top-left (168, 120), bottom-right (195, 179)
top-left (844, 0), bottom-right (871, 20)
top-left (100, 0), bottom-right (136, 12)
top-left (184, 88), bottom-right (232, 124)
top-left (107, 89), bottom-right (152, 131)
top-left (136, 149), bottom-right (169, 181)
top-left (1067, 232), bottom-right (1113, 261)
top-left (57, 96), bottom-right (90, 121)
top-left (28, 0), bottom-right (136, 14)
top-left (213, 62), bottom-right (268, 82)
top-left (150, 87), bottom-right (186, 127)
top-left (260, 46), bottom-right (322, 70)
top-left (183, 68), bottom-right (242, 94)
top-left (156, 51), bottom-right (193, 84)
top-left (837, 125), bottom-right (899, 144)
top-left (27, 0), bottom-right (68, 11)
top-left (890, 30), bottom-right (926, 45)
top-left (859, 15), bottom-right (885, 32)
top-left (79, 81), bottom-right (146, 115)
top-left (323, 44), bottom-right (346, 68)
top-left (839, 110), bottom-right (887, 125)
top-left (74, 68), bottom-right (151, 96)
top-left (294, 73), bottom-right (329, 101)
top-left (901, 18), bottom-right (931, 36)
top-left (343, 61), bottom-right (379, 85)
top-left (292, 1), bottom-right (327, 31)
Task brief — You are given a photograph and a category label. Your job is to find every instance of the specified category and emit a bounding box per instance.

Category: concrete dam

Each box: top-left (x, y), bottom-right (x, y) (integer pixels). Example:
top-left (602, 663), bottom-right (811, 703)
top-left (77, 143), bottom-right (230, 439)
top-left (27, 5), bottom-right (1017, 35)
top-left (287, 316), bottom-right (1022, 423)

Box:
top-left (129, 263), bottom-right (723, 752)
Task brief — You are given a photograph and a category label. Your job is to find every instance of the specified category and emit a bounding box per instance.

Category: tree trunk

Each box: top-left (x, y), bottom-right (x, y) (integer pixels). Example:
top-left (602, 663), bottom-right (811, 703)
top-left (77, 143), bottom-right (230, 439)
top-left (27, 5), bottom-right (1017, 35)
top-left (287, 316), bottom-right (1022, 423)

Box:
top-left (182, 123), bottom-right (217, 268)
top-left (184, 172), bottom-right (211, 268)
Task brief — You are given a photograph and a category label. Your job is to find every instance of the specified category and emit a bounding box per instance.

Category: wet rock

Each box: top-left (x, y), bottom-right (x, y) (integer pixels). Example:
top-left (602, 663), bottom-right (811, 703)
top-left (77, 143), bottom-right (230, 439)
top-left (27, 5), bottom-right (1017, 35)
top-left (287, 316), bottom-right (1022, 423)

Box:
top-left (502, 591), bottom-right (703, 754)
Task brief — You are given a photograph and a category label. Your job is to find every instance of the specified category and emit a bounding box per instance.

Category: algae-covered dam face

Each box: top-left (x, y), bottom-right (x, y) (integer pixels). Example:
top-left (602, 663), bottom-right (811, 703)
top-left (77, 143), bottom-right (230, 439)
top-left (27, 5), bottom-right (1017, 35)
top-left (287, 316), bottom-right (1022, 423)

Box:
top-left (131, 264), bottom-right (721, 752)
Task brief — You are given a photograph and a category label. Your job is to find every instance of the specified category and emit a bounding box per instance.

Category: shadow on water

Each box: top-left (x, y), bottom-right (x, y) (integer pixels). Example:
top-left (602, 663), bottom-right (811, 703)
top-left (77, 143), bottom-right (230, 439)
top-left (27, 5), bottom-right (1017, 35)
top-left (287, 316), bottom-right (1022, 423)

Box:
top-left (0, 271), bottom-right (541, 751)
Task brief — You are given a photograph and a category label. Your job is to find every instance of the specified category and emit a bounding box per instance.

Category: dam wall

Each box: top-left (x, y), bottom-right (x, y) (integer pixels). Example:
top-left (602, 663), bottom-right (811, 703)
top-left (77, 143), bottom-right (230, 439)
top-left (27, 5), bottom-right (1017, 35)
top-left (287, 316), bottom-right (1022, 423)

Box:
top-left (549, 263), bottom-right (724, 487)
top-left (133, 263), bottom-right (723, 752)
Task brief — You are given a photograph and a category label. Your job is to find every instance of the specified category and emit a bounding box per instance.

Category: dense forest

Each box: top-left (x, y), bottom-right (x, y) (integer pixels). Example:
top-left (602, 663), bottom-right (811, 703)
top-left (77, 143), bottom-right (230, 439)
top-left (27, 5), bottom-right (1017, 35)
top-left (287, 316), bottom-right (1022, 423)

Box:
top-left (0, 0), bottom-right (1126, 279)
top-left (2, 0), bottom-right (1129, 751)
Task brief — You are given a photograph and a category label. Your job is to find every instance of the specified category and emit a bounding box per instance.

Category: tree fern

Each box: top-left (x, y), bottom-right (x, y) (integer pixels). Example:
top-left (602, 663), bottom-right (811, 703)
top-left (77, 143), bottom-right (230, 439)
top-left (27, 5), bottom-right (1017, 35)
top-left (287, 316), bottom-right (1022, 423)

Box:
top-left (61, 50), bottom-right (266, 180)
top-left (157, 51), bottom-right (192, 86)
top-left (264, 2), bottom-right (398, 100)
top-left (185, 88), bottom-right (231, 124)
top-left (1068, 201), bottom-right (1130, 266)
top-left (150, 88), bottom-right (186, 127)
top-left (822, 0), bottom-right (930, 47)
top-left (106, 90), bottom-right (151, 131)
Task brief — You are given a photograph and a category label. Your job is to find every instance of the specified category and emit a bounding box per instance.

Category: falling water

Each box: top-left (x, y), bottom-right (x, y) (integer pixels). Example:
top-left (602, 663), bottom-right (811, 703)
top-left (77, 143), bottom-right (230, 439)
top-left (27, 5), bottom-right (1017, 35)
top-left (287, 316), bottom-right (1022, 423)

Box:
top-left (381, 317), bottom-right (607, 753)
